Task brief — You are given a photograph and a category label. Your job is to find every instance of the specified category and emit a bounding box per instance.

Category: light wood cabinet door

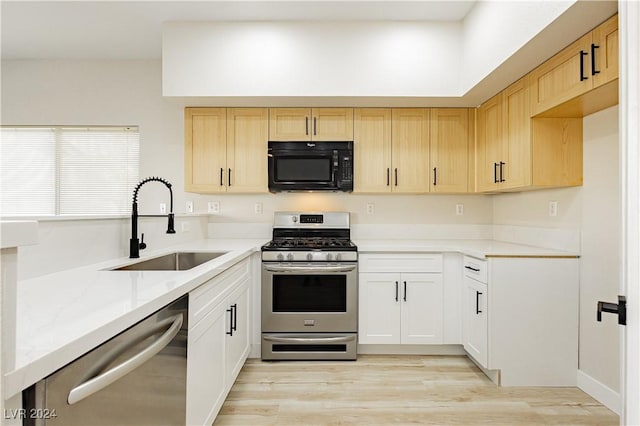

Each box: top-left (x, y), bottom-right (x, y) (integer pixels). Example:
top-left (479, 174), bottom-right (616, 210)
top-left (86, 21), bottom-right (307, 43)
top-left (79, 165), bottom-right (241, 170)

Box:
top-left (185, 108), bottom-right (227, 193)
top-left (592, 14), bottom-right (618, 88)
top-left (358, 272), bottom-right (401, 344)
top-left (311, 108), bottom-right (354, 141)
top-left (529, 32), bottom-right (593, 116)
top-left (400, 273), bottom-right (443, 345)
top-left (500, 77), bottom-right (532, 190)
top-left (226, 108), bottom-right (268, 193)
top-left (269, 108), bottom-right (311, 141)
top-left (476, 94), bottom-right (502, 192)
top-left (391, 108), bottom-right (430, 193)
top-left (353, 108), bottom-right (392, 193)
top-left (430, 108), bottom-right (469, 193)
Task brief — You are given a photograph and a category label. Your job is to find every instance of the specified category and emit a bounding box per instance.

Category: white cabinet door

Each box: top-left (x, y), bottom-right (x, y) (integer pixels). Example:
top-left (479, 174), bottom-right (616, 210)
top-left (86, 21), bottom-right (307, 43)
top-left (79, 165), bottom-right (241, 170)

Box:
top-left (186, 302), bottom-right (227, 426)
top-left (462, 276), bottom-right (488, 367)
top-left (359, 272), bottom-right (401, 344)
top-left (225, 276), bottom-right (251, 386)
top-left (401, 273), bottom-right (444, 344)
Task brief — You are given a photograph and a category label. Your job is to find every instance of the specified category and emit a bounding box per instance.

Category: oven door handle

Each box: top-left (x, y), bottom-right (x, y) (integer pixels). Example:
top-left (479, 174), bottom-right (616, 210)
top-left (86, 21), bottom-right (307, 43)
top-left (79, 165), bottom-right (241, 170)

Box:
top-left (264, 265), bottom-right (357, 273)
top-left (263, 335), bottom-right (356, 344)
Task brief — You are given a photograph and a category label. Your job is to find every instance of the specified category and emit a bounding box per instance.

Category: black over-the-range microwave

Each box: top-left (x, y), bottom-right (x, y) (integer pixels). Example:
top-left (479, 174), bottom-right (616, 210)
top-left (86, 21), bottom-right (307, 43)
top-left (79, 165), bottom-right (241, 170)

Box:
top-left (267, 141), bottom-right (353, 192)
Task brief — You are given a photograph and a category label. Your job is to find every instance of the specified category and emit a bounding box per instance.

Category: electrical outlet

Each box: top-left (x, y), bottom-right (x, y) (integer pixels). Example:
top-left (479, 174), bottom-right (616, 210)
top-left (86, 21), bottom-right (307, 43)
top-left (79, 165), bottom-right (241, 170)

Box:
top-left (186, 201), bottom-right (194, 214)
top-left (181, 221), bottom-right (191, 232)
top-left (254, 202), bottom-right (263, 215)
top-left (208, 201), bottom-right (220, 214)
top-left (456, 204), bottom-right (464, 215)
top-left (159, 203), bottom-right (167, 214)
top-left (548, 201), bottom-right (558, 217)
top-left (366, 203), bottom-right (375, 215)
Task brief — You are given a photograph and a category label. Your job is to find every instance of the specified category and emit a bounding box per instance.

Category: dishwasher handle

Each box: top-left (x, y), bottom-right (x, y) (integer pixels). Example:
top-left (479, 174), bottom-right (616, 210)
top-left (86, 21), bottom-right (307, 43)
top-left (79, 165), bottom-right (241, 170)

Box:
top-left (67, 313), bottom-right (183, 405)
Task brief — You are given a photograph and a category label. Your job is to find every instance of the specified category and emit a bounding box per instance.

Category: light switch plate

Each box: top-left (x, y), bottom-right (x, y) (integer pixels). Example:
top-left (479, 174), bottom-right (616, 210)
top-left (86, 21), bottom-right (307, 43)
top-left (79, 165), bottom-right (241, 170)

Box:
top-left (548, 201), bottom-right (558, 217)
top-left (159, 203), bottom-right (167, 214)
top-left (186, 201), bottom-right (194, 214)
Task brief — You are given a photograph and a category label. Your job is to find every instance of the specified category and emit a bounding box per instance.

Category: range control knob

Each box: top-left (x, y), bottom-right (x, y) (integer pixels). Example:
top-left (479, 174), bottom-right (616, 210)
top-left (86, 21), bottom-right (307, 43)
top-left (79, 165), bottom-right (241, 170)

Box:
top-left (277, 253), bottom-right (284, 261)
top-left (326, 253), bottom-right (333, 261)
top-left (291, 216), bottom-right (298, 223)
top-left (335, 253), bottom-right (342, 261)
top-left (306, 253), bottom-right (313, 261)
top-left (286, 253), bottom-right (294, 261)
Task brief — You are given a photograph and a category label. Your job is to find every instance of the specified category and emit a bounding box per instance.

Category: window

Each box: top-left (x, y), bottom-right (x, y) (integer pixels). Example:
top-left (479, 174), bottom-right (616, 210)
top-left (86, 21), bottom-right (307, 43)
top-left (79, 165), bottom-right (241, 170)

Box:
top-left (1, 126), bottom-right (139, 217)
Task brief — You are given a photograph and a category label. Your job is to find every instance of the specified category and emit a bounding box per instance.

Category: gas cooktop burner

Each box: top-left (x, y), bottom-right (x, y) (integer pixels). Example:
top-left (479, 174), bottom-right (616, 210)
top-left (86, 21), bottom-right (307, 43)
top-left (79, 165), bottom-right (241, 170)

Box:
top-left (263, 238), bottom-right (356, 251)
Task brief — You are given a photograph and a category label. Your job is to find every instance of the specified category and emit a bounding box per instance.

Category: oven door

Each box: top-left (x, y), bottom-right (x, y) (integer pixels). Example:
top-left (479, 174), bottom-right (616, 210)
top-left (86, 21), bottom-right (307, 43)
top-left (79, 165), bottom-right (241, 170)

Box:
top-left (268, 150), bottom-right (338, 191)
top-left (261, 262), bottom-right (358, 333)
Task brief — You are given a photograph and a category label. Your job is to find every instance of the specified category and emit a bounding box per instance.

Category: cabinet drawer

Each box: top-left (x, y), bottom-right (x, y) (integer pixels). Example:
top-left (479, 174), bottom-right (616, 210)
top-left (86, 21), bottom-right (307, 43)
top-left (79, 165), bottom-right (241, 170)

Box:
top-left (359, 253), bottom-right (443, 273)
top-left (190, 259), bottom-right (250, 326)
top-left (462, 256), bottom-right (487, 283)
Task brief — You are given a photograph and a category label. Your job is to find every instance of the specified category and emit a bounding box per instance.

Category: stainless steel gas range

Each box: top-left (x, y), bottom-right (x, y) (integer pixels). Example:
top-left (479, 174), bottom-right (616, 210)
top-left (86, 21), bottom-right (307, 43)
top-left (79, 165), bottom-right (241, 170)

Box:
top-left (261, 212), bottom-right (358, 360)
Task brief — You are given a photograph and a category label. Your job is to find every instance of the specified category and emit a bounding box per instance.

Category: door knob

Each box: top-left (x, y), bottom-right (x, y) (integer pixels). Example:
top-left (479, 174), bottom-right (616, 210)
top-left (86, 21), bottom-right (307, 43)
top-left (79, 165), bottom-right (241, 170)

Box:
top-left (597, 295), bottom-right (626, 325)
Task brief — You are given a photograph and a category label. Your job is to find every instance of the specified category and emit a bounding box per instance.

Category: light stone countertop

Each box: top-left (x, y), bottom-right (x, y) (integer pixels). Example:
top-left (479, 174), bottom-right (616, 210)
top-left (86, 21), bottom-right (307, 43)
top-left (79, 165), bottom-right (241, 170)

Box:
top-left (4, 237), bottom-right (578, 399)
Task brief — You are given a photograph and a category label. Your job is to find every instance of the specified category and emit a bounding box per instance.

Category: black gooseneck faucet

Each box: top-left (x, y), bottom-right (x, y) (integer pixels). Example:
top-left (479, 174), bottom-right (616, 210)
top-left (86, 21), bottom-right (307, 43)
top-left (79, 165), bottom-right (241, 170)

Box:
top-left (130, 177), bottom-right (176, 258)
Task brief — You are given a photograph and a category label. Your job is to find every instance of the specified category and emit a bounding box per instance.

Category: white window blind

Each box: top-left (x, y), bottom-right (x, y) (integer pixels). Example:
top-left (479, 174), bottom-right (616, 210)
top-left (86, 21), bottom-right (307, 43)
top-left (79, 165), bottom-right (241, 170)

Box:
top-left (0, 126), bottom-right (139, 217)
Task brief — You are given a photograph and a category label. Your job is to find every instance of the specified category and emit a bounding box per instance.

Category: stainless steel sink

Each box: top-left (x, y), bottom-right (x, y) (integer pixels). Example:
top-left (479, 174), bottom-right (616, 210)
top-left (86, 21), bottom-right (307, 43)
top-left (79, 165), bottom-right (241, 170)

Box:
top-left (112, 251), bottom-right (228, 271)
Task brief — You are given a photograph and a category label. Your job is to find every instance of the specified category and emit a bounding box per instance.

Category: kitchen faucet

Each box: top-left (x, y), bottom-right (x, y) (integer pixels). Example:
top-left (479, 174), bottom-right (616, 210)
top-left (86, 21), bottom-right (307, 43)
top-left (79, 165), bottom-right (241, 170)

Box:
top-left (130, 176), bottom-right (176, 258)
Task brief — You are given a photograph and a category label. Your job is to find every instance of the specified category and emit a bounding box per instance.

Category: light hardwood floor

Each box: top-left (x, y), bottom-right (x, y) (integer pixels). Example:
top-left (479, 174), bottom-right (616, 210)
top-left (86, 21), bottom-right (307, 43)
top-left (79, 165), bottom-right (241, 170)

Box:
top-left (213, 355), bottom-right (618, 425)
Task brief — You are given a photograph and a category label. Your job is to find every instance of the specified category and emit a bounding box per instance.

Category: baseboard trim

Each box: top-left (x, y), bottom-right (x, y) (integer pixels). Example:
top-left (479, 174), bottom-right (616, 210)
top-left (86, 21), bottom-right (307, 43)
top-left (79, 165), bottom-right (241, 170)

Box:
top-left (357, 344), bottom-right (466, 355)
top-left (576, 370), bottom-right (620, 414)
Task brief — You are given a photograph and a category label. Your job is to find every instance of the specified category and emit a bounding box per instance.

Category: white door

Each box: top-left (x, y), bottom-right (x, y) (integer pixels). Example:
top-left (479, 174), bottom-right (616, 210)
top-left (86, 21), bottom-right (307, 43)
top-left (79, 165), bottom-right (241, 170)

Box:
top-left (400, 273), bottom-right (443, 344)
top-left (620, 2), bottom-right (640, 423)
top-left (359, 273), bottom-right (401, 344)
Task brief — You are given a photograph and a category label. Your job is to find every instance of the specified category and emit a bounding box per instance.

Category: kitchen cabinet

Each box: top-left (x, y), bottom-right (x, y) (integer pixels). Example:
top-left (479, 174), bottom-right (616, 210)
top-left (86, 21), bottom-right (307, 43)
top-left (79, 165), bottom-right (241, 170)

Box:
top-left (269, 108), bottom-right (354, 141)
top-left (460, 256), bottom-right (579, 386)
top-left (354, 108), bottom-right (431, 194)
top-left (391, 108), bottom-right (430, 193)
top-left (476, 76), bottom-right (583, 193)
top-left (430, 108), bottom-right (472, 193)
top-left (359, 254), bottom-right (443, 345)
top-left (353, 108), bottom-right (392, 193)
top-left (529, 14), bottom-right (618, 117)
top-left (462, 256), bottom-right (488, 367)
top-left (186, 258), bottom-right (251, 425)
top-left (184, 107), bottom-right (268, 193)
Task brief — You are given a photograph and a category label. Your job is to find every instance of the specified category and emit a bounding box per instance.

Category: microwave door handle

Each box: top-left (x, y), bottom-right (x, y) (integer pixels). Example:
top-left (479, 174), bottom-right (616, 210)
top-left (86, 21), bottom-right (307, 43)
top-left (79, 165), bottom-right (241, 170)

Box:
top-left (67, 314), bottom-right (183, 405)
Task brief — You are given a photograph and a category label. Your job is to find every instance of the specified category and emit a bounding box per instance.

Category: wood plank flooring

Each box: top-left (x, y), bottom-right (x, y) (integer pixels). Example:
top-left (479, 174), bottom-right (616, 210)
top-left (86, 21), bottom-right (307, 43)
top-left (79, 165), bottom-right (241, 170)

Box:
top-left (213, 355), bottom-right (618, 425)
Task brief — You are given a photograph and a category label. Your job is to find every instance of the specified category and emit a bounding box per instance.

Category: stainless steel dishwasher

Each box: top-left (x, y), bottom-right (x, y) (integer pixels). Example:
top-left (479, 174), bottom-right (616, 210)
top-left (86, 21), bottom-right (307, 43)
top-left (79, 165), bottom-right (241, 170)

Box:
top-left (23, 295), bottom-right (188, 426)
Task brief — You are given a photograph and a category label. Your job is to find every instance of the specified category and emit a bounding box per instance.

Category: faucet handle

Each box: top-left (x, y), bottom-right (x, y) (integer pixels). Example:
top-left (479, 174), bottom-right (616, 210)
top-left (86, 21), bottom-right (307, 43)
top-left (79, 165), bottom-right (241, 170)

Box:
top-left (139, 233), bottom-right (147, 250)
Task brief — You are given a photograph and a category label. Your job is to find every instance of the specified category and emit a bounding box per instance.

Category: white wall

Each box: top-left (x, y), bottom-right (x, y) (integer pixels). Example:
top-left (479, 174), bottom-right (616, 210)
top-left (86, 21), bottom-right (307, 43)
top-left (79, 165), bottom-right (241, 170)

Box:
top-left (493, 106), bottom-right (620, 394)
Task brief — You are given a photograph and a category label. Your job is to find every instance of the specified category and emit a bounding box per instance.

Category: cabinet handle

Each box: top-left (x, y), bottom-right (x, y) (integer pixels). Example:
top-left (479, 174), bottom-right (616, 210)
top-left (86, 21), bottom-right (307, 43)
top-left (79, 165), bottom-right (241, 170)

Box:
top-left (226, 306), bottom-right (234, 336)
top-left (220, 167), bottom-right (224, 186)
top-left (499, 161), bottom-right (505, 183)
top-left (313, 117), bottom-right (317, 135)
top-left (433, 167), bottom-right (437, 186)
top-left (591, 43), bottom-right (600, 75)
top-left (465, 265), bottom-right (480, 272)
top-left (386, 168), bottom-right (390, 186)
top-left (228, 168), bottom-right (232, 186)
top-left (231, 303), bottom-right (238, 331)
top-left (403, 281), bottom-right (407, 302)
top-left (394, 168), bottom-right (398, 186)
top-left (395, 281), bottom-right (399, 302)
top-left (580, 50), bottom-right (588, 81)
top-left (476, 291), bottom-right (483, 315)
top-left (305, 117), bottom-right (309, 135)
top-left (493, 163), bottom-right (499, 183)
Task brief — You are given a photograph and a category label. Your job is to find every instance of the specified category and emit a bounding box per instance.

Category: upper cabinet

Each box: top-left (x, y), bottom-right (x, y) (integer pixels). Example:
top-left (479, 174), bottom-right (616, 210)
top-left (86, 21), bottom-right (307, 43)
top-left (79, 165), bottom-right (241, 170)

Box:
top-left (476, 77), bottom-right (583, 193)
top-left (269, 108), bottom-right (354, 141)
top-left (391, 109), bottom-right (430, 193)
top-left (185, 107), bottom-right (268, 193)
top-left (353, 108), bottom-right (392, 193)
top-left (430, 108), bottom-right (471, 193)
top-left (529, 14), bottom-right (618, 117)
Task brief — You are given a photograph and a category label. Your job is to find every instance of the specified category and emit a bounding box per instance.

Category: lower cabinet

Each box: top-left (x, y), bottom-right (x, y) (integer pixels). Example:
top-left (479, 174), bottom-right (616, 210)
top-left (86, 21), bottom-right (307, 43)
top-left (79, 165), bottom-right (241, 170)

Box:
top-left (186, 258), bottom-right (251, 425)
top-left (359, 254), bottom-right (443, 345)
top-left (462, 257), bottom-right (488, 367)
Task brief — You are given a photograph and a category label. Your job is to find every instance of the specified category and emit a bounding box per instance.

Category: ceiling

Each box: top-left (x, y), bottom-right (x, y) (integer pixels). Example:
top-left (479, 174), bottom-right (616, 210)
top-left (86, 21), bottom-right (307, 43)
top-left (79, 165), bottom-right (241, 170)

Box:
top-left (1, 1), bottom-right (477, 59)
